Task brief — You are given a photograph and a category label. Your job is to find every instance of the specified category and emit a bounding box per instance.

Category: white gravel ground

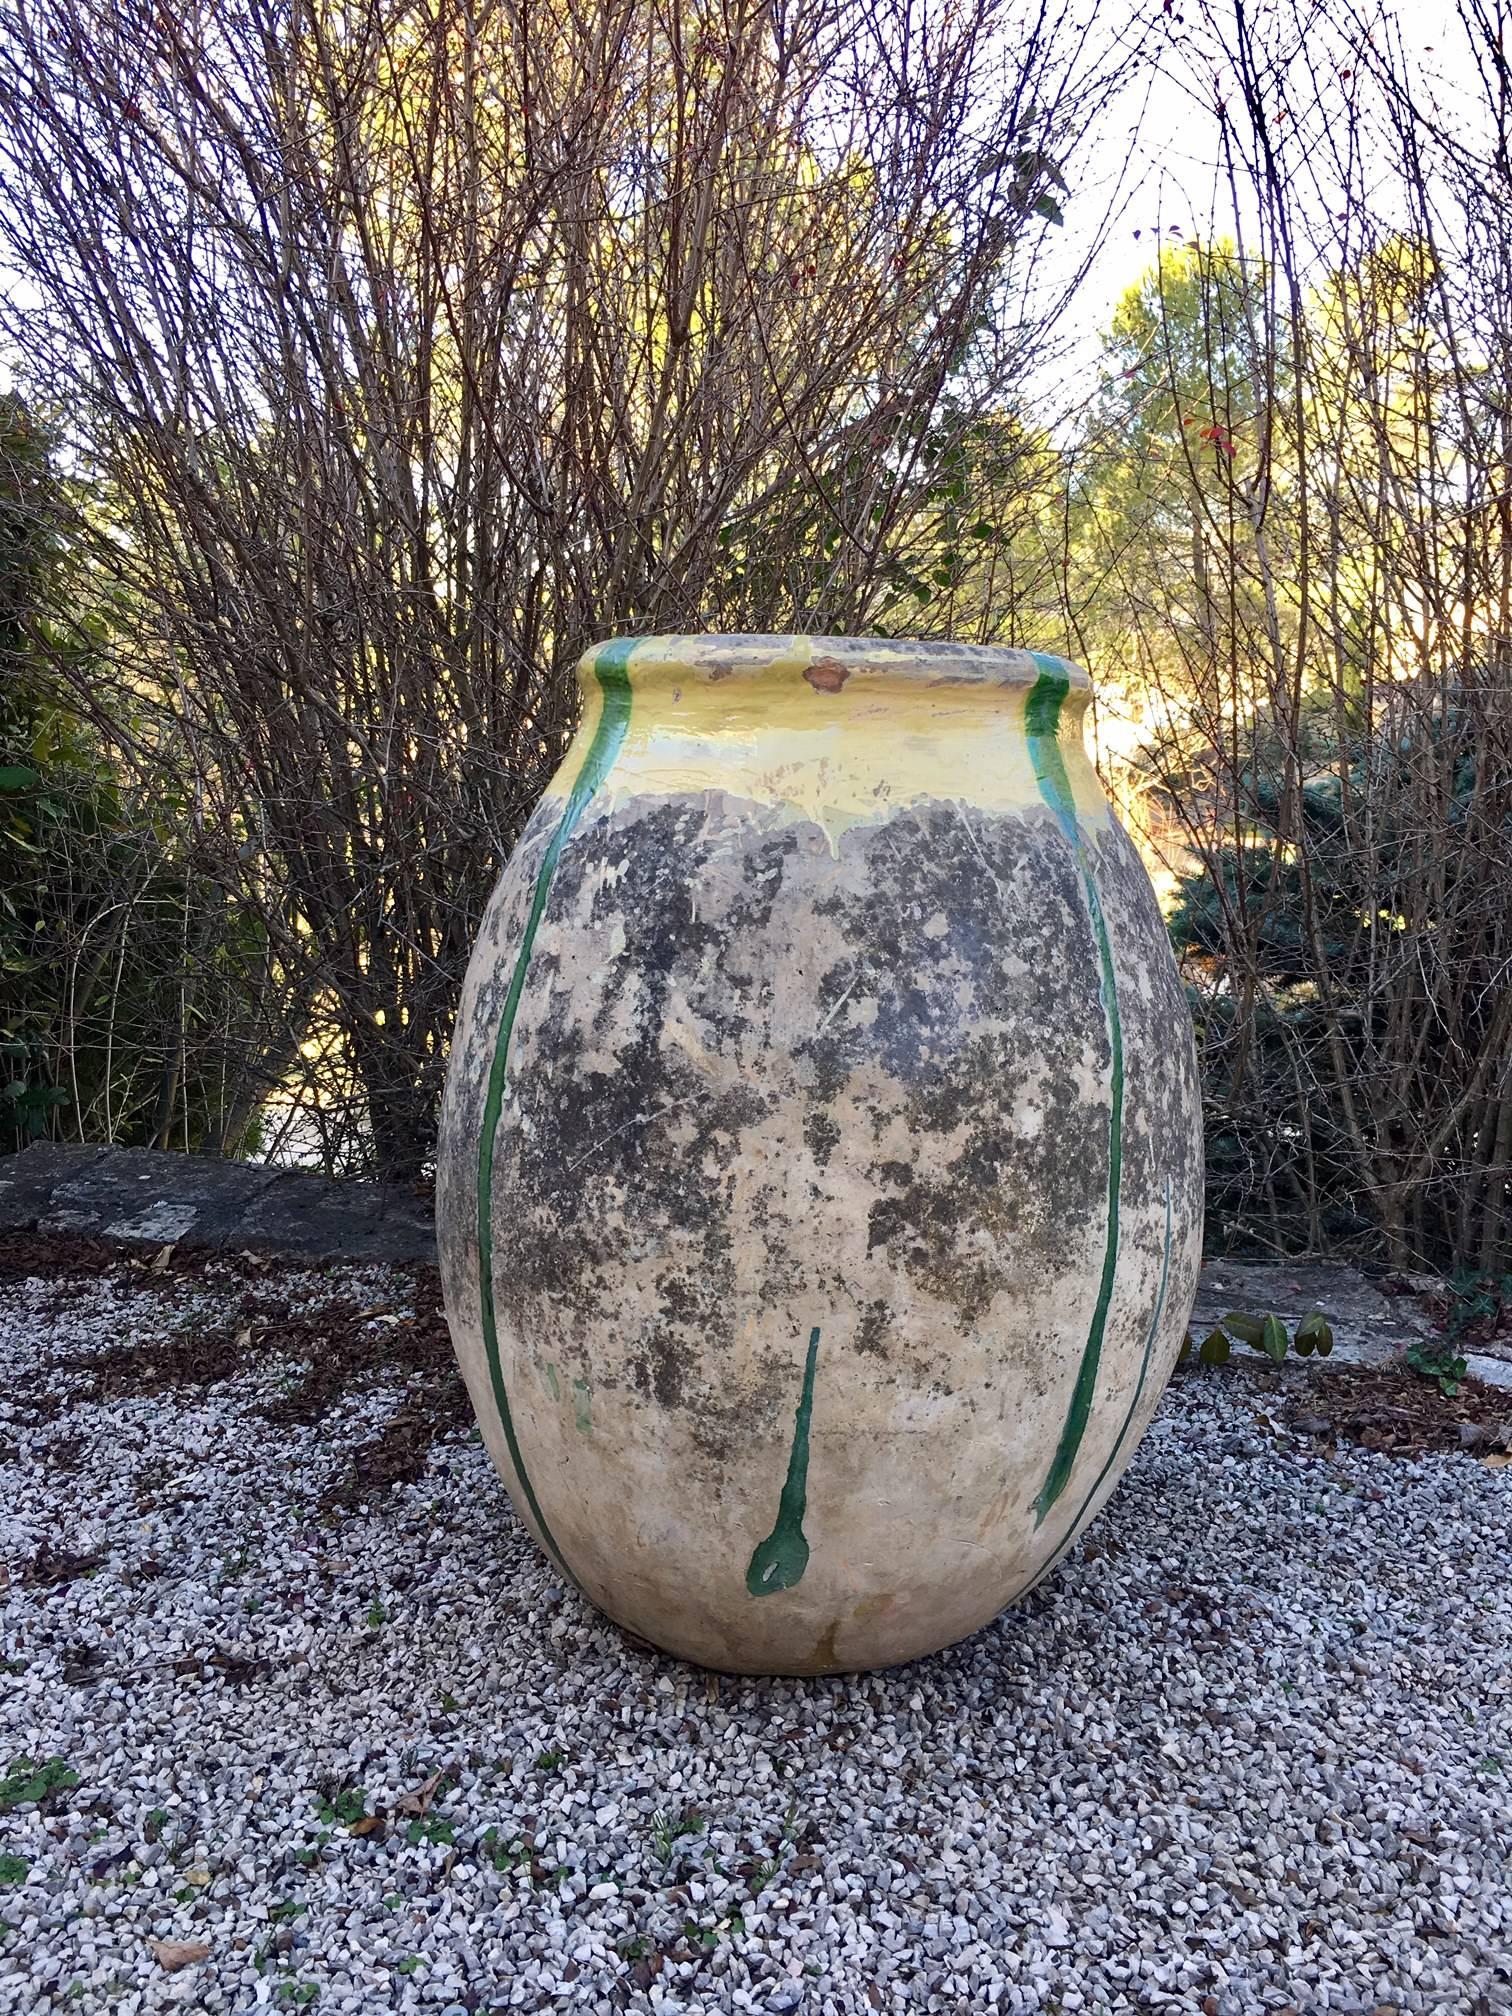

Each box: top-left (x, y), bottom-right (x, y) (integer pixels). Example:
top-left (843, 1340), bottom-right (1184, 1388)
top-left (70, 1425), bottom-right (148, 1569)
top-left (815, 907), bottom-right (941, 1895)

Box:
top-left (2, 1252), bottom-right (1509, 2016)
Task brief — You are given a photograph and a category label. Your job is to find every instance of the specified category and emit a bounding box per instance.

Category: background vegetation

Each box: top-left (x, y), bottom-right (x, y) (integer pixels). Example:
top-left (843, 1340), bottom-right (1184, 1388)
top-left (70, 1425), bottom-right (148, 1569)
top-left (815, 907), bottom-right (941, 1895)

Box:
top-left (0, 0), bottom-right (1508, 1281)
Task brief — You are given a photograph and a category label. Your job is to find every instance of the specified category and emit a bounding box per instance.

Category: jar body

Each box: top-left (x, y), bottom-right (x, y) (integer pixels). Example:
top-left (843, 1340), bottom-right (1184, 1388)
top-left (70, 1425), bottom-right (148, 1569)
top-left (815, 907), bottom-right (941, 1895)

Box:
top-left (437, 636), bottom-right (1201, 1674)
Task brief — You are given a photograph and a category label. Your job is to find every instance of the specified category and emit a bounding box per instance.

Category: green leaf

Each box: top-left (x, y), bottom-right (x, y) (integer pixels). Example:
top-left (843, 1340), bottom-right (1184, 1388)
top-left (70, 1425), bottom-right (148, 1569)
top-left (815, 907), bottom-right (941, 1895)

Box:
top-left (1198, 1327), bottom-right (1231, 1366)
top-left (1223, 1311), bottom-right (1265, 1346)
top-left (0, 1854), bottom-right (28, 1886)
top-left (0, 1755), bottom-right (79, 1811)
top-left (1032, 193), bottom-right (1064, 226)
top-left (0, 766), bottom-right (40, 791)
top-left (1296, 1312), bottom-right (1334, 1356)
top-left (1261, 1314), bottom-right (1289, 1363)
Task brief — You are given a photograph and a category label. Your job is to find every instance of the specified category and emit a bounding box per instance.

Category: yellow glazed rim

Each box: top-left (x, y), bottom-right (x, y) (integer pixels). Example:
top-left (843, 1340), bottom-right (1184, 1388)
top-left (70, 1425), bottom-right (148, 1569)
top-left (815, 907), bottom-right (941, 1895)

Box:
top-left (574, 634), bottom-right (1090, 702)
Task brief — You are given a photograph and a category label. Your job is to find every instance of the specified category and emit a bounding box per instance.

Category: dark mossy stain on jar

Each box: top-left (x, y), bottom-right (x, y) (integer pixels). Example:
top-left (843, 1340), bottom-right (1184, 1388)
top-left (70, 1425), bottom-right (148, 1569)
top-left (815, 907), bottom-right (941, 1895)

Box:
top-left (854, 1298), bottom-right (893, 1360)
top-left (803, 1108), bottom-right (841, 1168)
top-left (476, 780), bottom-right (1198, 1494)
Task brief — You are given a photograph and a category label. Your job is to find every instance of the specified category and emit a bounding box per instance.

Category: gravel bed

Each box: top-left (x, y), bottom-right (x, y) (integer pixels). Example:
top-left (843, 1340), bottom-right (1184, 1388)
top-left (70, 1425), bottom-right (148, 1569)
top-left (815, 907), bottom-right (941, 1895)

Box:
top-left (1, 1254), bottom-right (1509, 2016)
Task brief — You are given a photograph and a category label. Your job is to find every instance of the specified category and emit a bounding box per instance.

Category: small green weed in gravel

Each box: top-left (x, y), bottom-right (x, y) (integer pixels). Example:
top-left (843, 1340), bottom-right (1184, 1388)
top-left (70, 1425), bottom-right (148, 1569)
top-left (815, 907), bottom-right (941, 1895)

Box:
top-left (311, 1785), bottom-right (366, 1828)
top-left (681, 1912), bottom-right (745, 1949)
top-left (650, 1807), bottom-right (705, 1865)
top-left (0, 1856), bottom-right (29, 1887)
top-left (479, 1828), bottom-right (527, 1873)
top-left (0, 1757), bottom-right (79, 1811)
top-left (403, 1816), bottom-right (454, 1846)
top-left (747, 1856), bottom-right (780, 1896)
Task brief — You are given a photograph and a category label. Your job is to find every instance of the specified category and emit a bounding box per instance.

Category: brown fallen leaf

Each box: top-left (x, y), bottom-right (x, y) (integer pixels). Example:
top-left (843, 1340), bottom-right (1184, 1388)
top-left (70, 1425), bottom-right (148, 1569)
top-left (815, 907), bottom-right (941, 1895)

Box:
top-left (349, 1813), bottom-right (385, 1837)
top-left (394, 1766), bottom-right (449, 1817)
top-left (150, 1244), bottom-right (176, 1273)
top-left (150, 1938), bottom-right (210, 1972)
top-left (1484, 1451), bottom-right (1512, 1469)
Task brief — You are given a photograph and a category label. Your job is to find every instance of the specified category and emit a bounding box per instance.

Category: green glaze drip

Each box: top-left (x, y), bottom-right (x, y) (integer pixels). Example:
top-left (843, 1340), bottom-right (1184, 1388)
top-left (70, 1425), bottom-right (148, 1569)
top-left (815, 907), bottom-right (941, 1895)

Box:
top-left (476, 640), bottom-right (635, 1581)
top-left (746, 1327), bottom-right (821, 1597)
top-left (1027, 655), bottom-right (1125, 1526)
top-left (1020, 1179), bottom-right (1174, 1600)
top-left (571, 1378), bottom-right (593, 1437)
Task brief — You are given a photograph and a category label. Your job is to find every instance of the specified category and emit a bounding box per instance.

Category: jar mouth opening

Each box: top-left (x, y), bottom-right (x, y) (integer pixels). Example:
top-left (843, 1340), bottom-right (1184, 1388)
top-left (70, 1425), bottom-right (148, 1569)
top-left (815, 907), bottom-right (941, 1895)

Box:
top-left (577, 634), bottom-right (1089, 698)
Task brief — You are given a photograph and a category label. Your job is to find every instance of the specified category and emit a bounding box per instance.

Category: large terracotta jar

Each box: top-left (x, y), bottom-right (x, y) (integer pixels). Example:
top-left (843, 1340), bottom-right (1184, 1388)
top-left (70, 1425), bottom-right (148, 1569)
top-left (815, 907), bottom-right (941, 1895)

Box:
top-left (437, 636), bottom-right (1201, 1674)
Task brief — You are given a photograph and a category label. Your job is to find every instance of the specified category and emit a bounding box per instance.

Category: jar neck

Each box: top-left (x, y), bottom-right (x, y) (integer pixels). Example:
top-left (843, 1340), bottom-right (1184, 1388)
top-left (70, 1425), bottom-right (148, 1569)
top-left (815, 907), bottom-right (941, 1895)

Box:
top-left (573, 635), bottom-right (1091, 723)
top-left (554, 636), bottom-right (1107, 848)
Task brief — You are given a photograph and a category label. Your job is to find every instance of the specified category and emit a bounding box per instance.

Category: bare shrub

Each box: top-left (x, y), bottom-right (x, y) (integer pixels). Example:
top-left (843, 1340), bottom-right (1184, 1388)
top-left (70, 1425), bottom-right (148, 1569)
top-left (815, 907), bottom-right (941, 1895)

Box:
top-left (0, 0), bottom-right (1126, 1174)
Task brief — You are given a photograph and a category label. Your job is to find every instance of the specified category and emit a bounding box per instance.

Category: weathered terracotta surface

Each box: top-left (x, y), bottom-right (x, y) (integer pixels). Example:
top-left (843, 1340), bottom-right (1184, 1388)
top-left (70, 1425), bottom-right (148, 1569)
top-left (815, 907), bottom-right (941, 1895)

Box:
top-left (437, 636), bottom-right (1202, 1673)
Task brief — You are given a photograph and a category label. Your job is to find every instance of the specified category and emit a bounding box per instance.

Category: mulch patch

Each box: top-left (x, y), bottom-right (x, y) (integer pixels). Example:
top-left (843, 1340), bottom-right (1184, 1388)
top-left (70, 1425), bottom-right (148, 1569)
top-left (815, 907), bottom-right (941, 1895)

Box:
top-left (262, 1288), bottom-right (457, 1425)
top-left (318, 1401), bottom-right (457, 1512)
top-left (70, 1318), bottom-right (255, 1398)
top-left (7, 1233), bottom-right (470, 1508)
top-left (1259, 1361), bottom-right (1512, 1457)
top-left (0, 1229), bottom-right (155, 1284)
top-left (0, 1225), bottom-right (391, 1291)
top-left (15, 1542), bottom-right (106, 1590)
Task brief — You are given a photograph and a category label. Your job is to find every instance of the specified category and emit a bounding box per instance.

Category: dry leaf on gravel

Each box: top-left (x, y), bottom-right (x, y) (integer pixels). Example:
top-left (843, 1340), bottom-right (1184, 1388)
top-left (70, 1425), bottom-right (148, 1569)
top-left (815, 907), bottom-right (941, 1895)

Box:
top-left (394, 1767), bottom-right (448, 1816)
top-left (149, 1938), bottom-right (210, 1971)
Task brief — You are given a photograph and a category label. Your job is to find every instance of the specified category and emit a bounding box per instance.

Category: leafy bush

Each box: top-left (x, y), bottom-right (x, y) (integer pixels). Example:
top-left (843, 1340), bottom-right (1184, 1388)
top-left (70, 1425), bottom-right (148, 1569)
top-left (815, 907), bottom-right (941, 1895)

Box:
top-left (0, 403), bottom-right (268, 1156)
